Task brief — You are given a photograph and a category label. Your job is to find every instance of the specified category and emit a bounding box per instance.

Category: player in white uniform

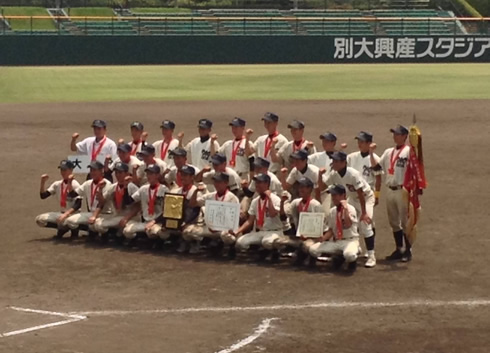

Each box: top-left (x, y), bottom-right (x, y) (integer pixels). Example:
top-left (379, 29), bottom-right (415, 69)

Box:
top-left (133, 144), bottom-right (167, 186)
top-left (253, 112), bottom-right (288, 174)
top-left (93, 162), bottom-right (139, 244)
top-left (65, 161), bottom-right (113, 240)
top-left (70, 119), bottom-right (117, 165)
top-left (347, 131), bottom-right (381, 267)
top-left (198, 153), bottom-right (241, 194)
top-left (36, 160), bottom-right (81, 239)
top-left (281, 149), bottom-right (320, 198)
top-left (308, 132), bottom-right (337, 172)
top-left (182, 119), bottom-right (220, 171)
top-left (371, 125), bottom-right (413, 262)
top-left (320, 151), bottom-right (376, 268)
top-left (309, 185), bottom-right (360, 273)
top-left (164, 147), bottom-right (200, 191)
top-left (218, 117), bottom-right (255, 180)
top-left (104, 143), bottom-right (143, 181)
top-left (272, 120), bottom-right (316, 171)
top-left (126, 121), bottom-right (146, 156)
top-left (153, 120), bottom-right (180, 168)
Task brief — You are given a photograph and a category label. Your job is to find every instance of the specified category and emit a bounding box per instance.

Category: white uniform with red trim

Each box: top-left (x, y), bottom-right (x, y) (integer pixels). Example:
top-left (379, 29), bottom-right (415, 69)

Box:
top-left (254, 133), bottom-right (288, 174)
top-left (185, 137), bottom-right (220, 171)
top-left (153, 138), bottom-right (180, 168)
top-left (347, 151), bottom-right (381, 190)
top-left (136, 158), bottom-right (167, 186)
top-left (76, 136), bottom-right (117, 164)
top-left (218, 138), bottom-right (253, 177)
top-left (277, 140), bottom-right (316, 170)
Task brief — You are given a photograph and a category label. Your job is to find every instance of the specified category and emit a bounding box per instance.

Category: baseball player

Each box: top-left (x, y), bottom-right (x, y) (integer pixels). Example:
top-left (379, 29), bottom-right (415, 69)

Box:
top-left (307, 132), bottom-right (337, 171)
top-left (164, 147), bottom-right (200, 191)
top-left (126, 121), bottom-right (147, 156)
top-left (370, 125), bottom-right (412, 262)
top-left (181, 119), bottom-right (220, 170)
top-left (271, 120), bottom-right (316, 170)
top-left (253, 112), bottom-right (288, 174)
top-left (64, 161), bottom-right (113, 239)
top-left (347, 131), bottom-right (382, 267)
top-left (70, 119), bottom-right (117, 164)
top-left (197, 153), bottom-right (241, 194)
top-left (153, 120), bottom-right (180, 167)
top-left (36, 160), bottom-right (81, 239)
top-left (280, 149), bottom-right (320, 198)
top-left (309, 184), bottom-right (360, 273)
top-left (133, 144), bottom-right (167, 186)
top-left (319, 151), bottom-right (376, 268)
top-left (93, 162), bottom-right (139, 244)
top-left (218, 117), bottom-right (255, 180)
top-left (104, 143), bottom-right (143, 180)
top-left (227, 173), bottom-right (289, 261)
top-left (120, 164), bottom-right (170, 246)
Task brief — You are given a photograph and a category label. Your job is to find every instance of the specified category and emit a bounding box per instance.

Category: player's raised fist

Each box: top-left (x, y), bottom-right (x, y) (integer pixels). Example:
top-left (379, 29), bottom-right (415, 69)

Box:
top-left (105, 155), bottom-right (112, 161)
top-left (272, 137), bottom-right (278, 146)
top-left (68, 174), bottom-right (75, 181)
top-left (306, 141), bottom-right (315, 149)
top-left (141, 132), bottom-right (148, 141)
top-left (72, 133), bottom-right (79, 140)
top-left (369, 143), bottom-right (377, 152)
top-left (264, 190), bottom-right (272, 198)
top-left (241, 179), bottom-right (249, 188)
top-left (133, 164), bottom-right (140, 171)
top-left (280, 167), bottom-right (288, 175)
top-left (319, 168), bottom-right (327, 175)
top-left (246, 128), bottom-right (254, 137)
top-left (211, 134), bottom-right (218, 141)
top-left (197, 183), bottom-right (206, 192)
top-left (124, 176), bottom-right (133, 184)
top-left (118, 138), bottom-right (125, 145)
top-left (41, 174), bottom-right (49, 181)
top-left (340, 143), bottom-right (348, 149)
top-left (202, 166), bottom-right (212, 173)
top-left (98, 180), bottom-right (106, 187)
top-left (177, 132), bottom-right (185, 140)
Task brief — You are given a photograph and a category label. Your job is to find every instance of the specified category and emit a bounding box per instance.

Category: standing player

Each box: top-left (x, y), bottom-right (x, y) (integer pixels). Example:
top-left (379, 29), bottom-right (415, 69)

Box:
top-left (280, 149), bottom-right (320, 197)
top-left (36, 160), bottom-right (81, 239)
top-left (218, 117), bottom-right (255, 180)
top-left (253, 112), bottom-right (288, 175)
top-left (126, 121), bottom-right (147, 156)
top-left (271, 120), bottom-right (316, 171)
top-left (133, 144), bottom-right (167, 186)
top-left (181, 119), bottom-right (220, 170)
top-left (370, 125), bottom-right (412, 262)
top-left (153, 120), bottom-right (180, 167)
top-left (308, 132), bottom-right (337, 171)
top-left (70, 119), bottom-right (117, 164)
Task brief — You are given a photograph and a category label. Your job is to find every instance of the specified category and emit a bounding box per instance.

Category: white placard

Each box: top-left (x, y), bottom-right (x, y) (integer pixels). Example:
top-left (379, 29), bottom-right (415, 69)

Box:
top-left (204, 200), bottom-right (240, 232)
top-left (67, 155), bottom-right (91, 174)
top-left (296, 212), bottom-right (325, 238)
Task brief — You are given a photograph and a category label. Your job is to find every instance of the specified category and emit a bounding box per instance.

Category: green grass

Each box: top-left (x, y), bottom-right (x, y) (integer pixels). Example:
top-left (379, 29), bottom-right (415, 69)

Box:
top-left (67, 7), bottom-right (115, 18)
top-left (130, 7), bottom-right (192, 14)
top-left (0, 64), bottom-right (489, 104)
top-left (1, 6), bottom-right (55, 30)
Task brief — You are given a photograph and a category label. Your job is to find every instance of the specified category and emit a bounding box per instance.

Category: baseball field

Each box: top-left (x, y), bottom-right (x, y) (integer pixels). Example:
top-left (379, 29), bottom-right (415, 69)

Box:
top-left (1, 63), bottom-right (489, 353)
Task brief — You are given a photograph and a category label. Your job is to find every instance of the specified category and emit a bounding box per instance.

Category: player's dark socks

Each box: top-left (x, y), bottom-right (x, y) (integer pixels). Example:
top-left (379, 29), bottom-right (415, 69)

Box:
top-left (293, 250), bottom-right (307, 266)
top-left (257, 249), bottom-right (271, 262)
top-left (46, 222), bottom-right (58, 229)
top-left (307, 255), bottom-right (317, 268)
top-left (153, 238), bottom-right (164, 250)
top-left (70, 229), bottom-right (79, 239)
top-left (401, 249), bottom-right (412, 262)
top-left (385, 249), bottom-right (403, 261)
top-left (227, 246), bottom-right (236, 260)
top-left (87, 231), bottom-right (98, 241)
top-left (331, 256), bottom-right (345, 270)
top-left (100, 232), bottom-right (109, 244)
top-left (270, 249), bottom-right (280, 263)
top-left (364, 235), bottom-right (375, 251)
top-left (393, 230), bottom-right (404, 248)
top-left (403, 233), bottom-right (412, 251)
top-left (346, 261), bottom-right (357, 273)
top-left (114, 236), bottom-right (125, 246)
top-left (54, 228), bottom-right (68, 239)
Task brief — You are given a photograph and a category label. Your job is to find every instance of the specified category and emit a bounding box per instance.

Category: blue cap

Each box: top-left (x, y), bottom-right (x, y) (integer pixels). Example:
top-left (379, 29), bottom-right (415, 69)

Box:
top-left (88, 160), bottom-right (104, 170)
top-left (117, 143), bottom-right (132, 153)
top-left (211, 153), bottom-right (227, 165)
top-left (254, 157), bottom-right (270, 169)
top-left (170, 147), bottom-right (187, 157)
top-left (114, 162), bottom-right (129, 172)
top-left (297, 177), bottom-right (314, 188)
top-left (160, 120), bottom-right (176, 130)
top-left (145, 164), bottom-right (161, 174)
top-left (180, 165), bottom-right (196, 176)
top-left (198, 119), bottom-right (213, 129)
top-left (138, 144), bottom-right (156, 156)
top-left (212, 172), bottom-right (230, 182)
top-left (287, 120), bottom-right (305, 129)
top-left (253, 173), bottom-right (271, 184)
top-left (262, 112), bottom-right (279, 122)
top-left (290, 149), bottom-right (309, 160)
top-left (355, 131), bottom-right (373, 142)
top-left (229, 117), bottom-right (246, 127)
top-left (328, 184), bottom-right (347, 195)
top-left (130, 121), bottom-right (144, 130)
top-left (91, 119), bottom-right (106, 128)
top-left (390, 125), bottom-right (409, 135)
top-left (331, 151), bottom-right (347, 161)
top-left (58, 160), bottom-right (75, 170)
top-left (320, 132), bottom-right (337, 141)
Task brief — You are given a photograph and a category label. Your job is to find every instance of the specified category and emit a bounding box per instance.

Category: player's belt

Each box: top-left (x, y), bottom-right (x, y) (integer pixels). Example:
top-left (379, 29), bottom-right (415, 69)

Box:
top-left (388, 185), bottom-right (403, 191)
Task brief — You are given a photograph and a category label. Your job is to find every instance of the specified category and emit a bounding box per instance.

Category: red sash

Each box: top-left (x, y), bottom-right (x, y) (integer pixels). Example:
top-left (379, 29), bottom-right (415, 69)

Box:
top-left (130, 140), bottom-right (141, 156)
top-left (336, 206), bottom-right (344, 240)
top-left (160, 140), bottom-right (171, 160)
top-left (230, 138), bottom-right (243, 167)
top-left (148, 184), bottom-right (160, 216)
top-left (215, 189), bottom-right (228, 201)
top-left (298, 197), bottom-right (311, 213)
top-left (114, 184), bottom-right (125, 210)
top-left (90, 181), bottom-right (101, 209)
top-left (91, 136), bottom-right (107, 161)
top-left (60, 181), bottom-right (68, 208)
top-left (264, 132), bottom-right (278, 158)
top-left (388, 145), bottom-right (407, 175)
top-left (257, 197), bottom-right (268, 228)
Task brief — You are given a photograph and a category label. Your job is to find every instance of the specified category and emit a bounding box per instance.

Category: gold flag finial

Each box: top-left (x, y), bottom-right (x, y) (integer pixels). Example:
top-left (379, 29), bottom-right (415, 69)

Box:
top-left (413, 113), bottom-right (417, 125)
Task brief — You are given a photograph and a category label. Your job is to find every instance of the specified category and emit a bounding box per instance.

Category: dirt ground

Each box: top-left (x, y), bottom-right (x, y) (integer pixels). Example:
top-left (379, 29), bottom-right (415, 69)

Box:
top-left (0, 99), bottom-right (489, 353)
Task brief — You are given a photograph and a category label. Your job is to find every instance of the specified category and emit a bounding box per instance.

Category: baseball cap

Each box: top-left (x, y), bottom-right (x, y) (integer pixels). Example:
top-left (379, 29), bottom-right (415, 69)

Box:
top-left (160, 120), bottom-right (176, 130)
top-left (287, 120), bottom-right (305, 129)
top-left (328, 184), bottom-right (346, 195)
top-left (253, 173), bottom-right (271, 184)
top-left (91, 119), bottom-right (106, 128)
top-left (198, 119), bottom-right (213, 129)
top-left (229, 117), bottom-right (246, 127)
top-left (88, 160), bottom-right (104, 170)
top-left (117, 143), bottom-right (132, 153)
top-left (138, 144), bottom-right (156, 156)
top-left (297, 177), bottom-right (314, 188)
top-left (145, 164), bottom-right (161, 174)
top-left (262, 112), bottom-right (279, 122)
top-left (212, 172), bottom-right (230, 182)
top-left (355, 131), bottom-right (373, 142)
top-left (253, 157), bottom-right (270, 169)
top-left (390, 125), bottom-right (409, 135)
top-left (130, 121), bottom-right (144, 131)
top-left (320, 132), bottom-right (337, 141)
top-left (113, 162), bottom-right (129, 172)
top-left (58, 160), bottom-right (75, 170)
top-left (170, 147), bottom-right (187, 157)
top-left (290, 149), bottom-right (309, 161)
top-left (180, 165), bottom-right (196, 176)
top-left (331, 151), bottom-right (347, 161)
top-left (210, 153), bottom-right (227, 165)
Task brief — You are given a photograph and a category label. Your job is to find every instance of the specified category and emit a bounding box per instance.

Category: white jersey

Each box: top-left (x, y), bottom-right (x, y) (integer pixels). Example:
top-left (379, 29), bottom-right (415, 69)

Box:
top-left (136, 158), bottom-right (167, 185)
top-left (327, 204), bottom-right (359, 239)
top-left (379, 145), bottom-right (410, 188)
top-left (131, 184), bottom-right (169, 221)
top-left (103, 182), bottom-right (139, 215)
top-left (289, 197), bottom-right (327, 231)
top-left (202, 167), bottom-right (241, 193)
top-left (128, 140), bottom-right (144, 155)
top-left (248, 171), bottom-right (283, 196)
top-left (249, 193), bottom-right (284, 231)
top-left (185, 137), bottom-right (220, 171)
top-left (286, 164), bottom-right (320, 189)
top-left (203, 190), bottom-right (239, 205)
top-left (75, 178), bottom-right (113, 213)
top-left (308, 151), bottom-right (333, 173)
top-left (325, 167), bottom-right (373, 201)
top-left (277, 140), bottom-right (316, 169)
top-left (76, 136), bottom-right (117, 164)
top-left (109, 155), bottom-right (143, 174)
top-left (164, 164), bottom-right (200, 188)
top-left (218, 138), bottom-right (253, 175)
top-left (347, 151), bottom-right (381, 190)
top-left (153, 138), bottom-right (180, 168)
top-left (254, 133), bottom-right (288, 173)
top-left (47, 179), bottom-right (81, 212)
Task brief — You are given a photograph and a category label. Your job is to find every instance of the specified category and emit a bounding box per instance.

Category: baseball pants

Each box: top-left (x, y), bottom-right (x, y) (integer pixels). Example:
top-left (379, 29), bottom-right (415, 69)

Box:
top-left (122, 221), bottom-right (171, 240)
top-left (386, 188), bottom-right (408, 233)
top-left (349, 194), bottom-right (375, 238)
top-left (65, 212), bottom-right (97, 231)
top-left (235, 230), bottom-right (283, 251)
top-left (35, 212), bottom-right (70, 230)
top-left (309, 238), bottom-right (360, 263)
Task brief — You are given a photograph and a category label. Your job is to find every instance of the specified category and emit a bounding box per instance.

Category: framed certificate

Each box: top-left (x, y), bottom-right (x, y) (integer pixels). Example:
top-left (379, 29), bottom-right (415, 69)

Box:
top-left (162, 193), bottom-right (185, 229)
top-left (296, 212), bottom-right (325, 238)
top-left (204, 200), bottom-right (240, 232)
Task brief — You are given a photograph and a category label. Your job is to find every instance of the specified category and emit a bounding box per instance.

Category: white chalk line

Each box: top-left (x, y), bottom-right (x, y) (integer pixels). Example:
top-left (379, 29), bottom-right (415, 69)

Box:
top-left (70, 299), bottom-right (490, 317)
top-left (0, 307), bottom-right (87, 338)
top-left (214, 318), bottom-right (278, 353)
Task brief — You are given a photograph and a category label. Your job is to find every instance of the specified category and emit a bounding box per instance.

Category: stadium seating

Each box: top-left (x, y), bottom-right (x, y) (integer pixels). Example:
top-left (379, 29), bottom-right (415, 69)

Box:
top-left (373, 9), bottom-right (452, 35)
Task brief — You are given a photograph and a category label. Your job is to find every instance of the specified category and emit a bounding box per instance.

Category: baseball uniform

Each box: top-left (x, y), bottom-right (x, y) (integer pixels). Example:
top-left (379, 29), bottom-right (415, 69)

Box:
top-left (218, 138), bottom-right (253, 177)
top-left (153, 138), bottom-right (180, 168)
top-left (277, 140), bottom-right (316, 170)
top-left (185, 137), bottom-right (220, 171)
top-left (136, 158), bottom-right (167, 186)
top-left (254, 133), bottom-right (288, 174)
top-left (202, 167), bottom-right (241, 193)
top-left (76, 136), bottom-right (117, 164)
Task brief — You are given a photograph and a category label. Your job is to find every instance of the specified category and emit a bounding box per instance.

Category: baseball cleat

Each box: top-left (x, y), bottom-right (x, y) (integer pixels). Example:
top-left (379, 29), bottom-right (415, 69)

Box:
top-left (385, 249), bottom-right (403, 261)
top-left (365, 254), bottom-right (376, 268)
top-left (401, 249), bottom-right (412, 262)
